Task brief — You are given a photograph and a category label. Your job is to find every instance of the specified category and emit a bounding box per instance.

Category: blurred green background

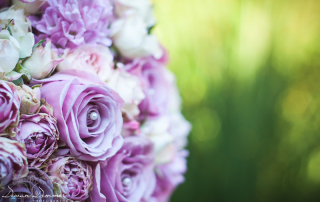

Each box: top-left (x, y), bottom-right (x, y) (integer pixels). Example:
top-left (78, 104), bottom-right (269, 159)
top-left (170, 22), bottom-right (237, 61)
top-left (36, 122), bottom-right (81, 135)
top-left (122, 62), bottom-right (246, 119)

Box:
top-left (153, 0), bottom-right (320, 201)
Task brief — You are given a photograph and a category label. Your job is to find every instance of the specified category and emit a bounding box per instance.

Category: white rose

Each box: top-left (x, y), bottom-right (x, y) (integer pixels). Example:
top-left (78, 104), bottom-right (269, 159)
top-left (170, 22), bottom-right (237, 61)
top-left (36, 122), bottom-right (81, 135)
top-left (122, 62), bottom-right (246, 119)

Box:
top-left (12, 0), bottom-right (46, 15)
top-left (107, 65), bottom-right (145, 117)
top-left (114, 0), bottom-right (156, 27)
top-left (0, 30), bottom-right (20, 73)
top-left (22, 41), bottom-right (62, 79)
top-left (141, 116), bottom-right (175, 165)
top-left (110, 12), bottom-right (162, 59)
top-left (57, 44), bottom-right (114, 82)
top-left (0, 7), bottom-right (34, 58)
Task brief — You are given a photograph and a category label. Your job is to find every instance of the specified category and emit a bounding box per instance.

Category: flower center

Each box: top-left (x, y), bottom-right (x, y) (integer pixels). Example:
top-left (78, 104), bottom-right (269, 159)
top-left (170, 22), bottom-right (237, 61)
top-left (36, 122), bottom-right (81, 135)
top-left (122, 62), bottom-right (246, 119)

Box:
top-left (89, 112), bottom-right (98, 120)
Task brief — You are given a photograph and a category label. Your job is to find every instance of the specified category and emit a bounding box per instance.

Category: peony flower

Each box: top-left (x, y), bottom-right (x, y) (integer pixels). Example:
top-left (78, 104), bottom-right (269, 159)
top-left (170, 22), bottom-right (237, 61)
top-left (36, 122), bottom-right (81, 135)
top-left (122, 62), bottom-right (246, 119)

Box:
top-left (0, 81), bottom-right (20, 132)
top-left (12, 106), bottom-right (59, 167)
top-left (0, 30), bottom-right (20, 73)
top-left (17, 84), bottom-right (41, 114)
top-left (88, 135), bottom-right (156, 202)
top-left (57, 44), bottom-right (114, 82)
top-left (151, 150), bottom-right (188, 202)
top-left (0, 137), bottom-right (28, 190)
top-left (107, 65), bottom-right (145, 118)
top-left (31, 0), bottom-right (113, 53)
top-left (0, 7), bottom-right (34, 58)
top-left (0, 167), bottom-right (55, 201)
top-left (22, 40), bottom-right (63, 79)
top-left (114, 0), bottom-right (156, 27)
top-left (110, 11), bottom-right (162, 59)
top-left (12, 0), bottom-right (46, 15)
top-left (31, 71), bottom-right (124, 161)
top-left (43, 156), bottom-right (93, 201)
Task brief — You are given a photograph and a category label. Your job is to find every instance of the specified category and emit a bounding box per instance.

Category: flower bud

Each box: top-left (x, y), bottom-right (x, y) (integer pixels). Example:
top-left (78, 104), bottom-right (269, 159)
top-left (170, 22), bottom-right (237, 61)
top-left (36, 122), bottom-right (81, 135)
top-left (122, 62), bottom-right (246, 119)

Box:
top-left (17, 84), bottom-right (41, 114)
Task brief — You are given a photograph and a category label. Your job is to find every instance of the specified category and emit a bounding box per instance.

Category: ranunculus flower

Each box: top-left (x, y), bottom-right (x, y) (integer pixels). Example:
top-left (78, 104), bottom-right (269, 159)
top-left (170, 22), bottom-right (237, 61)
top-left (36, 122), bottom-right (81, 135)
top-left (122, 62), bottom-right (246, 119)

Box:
top-left (31, 71), bottom-right (124, 161)
top-left (107, 66), bottom-right (145, 118)
top-left (22, 40), bottom-right (63, 79)
top-left (151, 150), bottom-right (188, 202)
top-left (43, 156), bottom-right (93, 201)
top-left (0, 81), bottom-right (20, 132)
top-left (12, 106), bottom-right (59, 167)
top-left (0, 7), bottom-right (34, 58)
top-left (17, 84), bottom-right (41, 114)
top-left (12, 0), bottom-right (46, 15)
top-left (88, 135), bottom-right (156, 202)
top-left (0, 167), bottom-right (54, 201)
top-left (0, 137), bottom-right (28, 190)
top-left (30, 0), bottom-right (113, 53)
top-left (114, 0), bottom-right (156, 27)
top-left (57, 44), bottom-right (114, 82)
top-left (110, 11), bottom-right (162, 59)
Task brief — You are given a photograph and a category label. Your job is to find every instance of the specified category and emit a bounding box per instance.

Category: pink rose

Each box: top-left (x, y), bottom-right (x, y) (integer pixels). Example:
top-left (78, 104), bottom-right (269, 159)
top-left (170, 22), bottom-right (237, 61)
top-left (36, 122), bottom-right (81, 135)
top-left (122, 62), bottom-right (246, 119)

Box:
top-left (58, 44), bottom-right (114, 82)
top-left (0, 81), bottom-right (20, 132)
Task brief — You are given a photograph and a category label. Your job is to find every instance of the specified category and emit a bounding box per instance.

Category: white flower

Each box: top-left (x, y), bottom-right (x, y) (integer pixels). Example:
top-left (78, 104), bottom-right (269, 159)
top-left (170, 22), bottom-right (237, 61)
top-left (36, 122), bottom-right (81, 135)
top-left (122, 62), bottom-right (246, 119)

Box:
top-left (12, 0), bottom-right (46, 15)
top-left (107, 65), bottom-right (145, 117)
top-left (22, 41), bottom-right (62, 79)
top-left (0, 7), bottom-right (34, 58)
top-left (57, 44), bottom-right (114, 82)
top-left (141, 116), bottom-right (175, 165)
top-left (114, 0), bottom-right (156, 27)
top-left (0, 30), bottom-right (20, 73)
top-left (110, 11), bottom-right (162, 59)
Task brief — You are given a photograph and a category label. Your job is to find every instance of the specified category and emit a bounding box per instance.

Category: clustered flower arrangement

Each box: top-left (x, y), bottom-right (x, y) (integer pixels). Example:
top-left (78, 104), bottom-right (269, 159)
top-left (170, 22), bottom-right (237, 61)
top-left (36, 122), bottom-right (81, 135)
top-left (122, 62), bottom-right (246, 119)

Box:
top-left (0, 0), bottom-right (191, 201)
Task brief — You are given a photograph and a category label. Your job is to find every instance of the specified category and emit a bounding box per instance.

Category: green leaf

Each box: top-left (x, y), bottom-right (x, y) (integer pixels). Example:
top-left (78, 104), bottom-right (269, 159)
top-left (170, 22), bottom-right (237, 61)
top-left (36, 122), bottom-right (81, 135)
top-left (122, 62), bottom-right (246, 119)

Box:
top-left (6, 19), bottom-right (13, 36)
top-left (32, 39), bottom-right (46, 52)
top-left (12, 77), bottom-right (24, 87)
top-left (14, 63), bottom-right (31, 82)
top-left (147, 24), bottom-right (156, 34)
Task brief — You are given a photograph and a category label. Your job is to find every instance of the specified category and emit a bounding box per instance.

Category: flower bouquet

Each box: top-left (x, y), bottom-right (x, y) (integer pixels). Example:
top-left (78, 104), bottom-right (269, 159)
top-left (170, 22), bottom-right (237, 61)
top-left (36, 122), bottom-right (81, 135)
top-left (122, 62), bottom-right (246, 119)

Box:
top-left (0, 0), bottom-right (191, 201)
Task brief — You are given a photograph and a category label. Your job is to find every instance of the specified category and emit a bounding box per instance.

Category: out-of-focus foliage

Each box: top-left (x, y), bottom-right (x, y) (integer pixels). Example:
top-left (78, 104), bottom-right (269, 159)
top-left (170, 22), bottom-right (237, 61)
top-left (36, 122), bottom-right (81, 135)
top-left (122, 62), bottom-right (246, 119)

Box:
top-left (153, 0), bottom-right (320, 201)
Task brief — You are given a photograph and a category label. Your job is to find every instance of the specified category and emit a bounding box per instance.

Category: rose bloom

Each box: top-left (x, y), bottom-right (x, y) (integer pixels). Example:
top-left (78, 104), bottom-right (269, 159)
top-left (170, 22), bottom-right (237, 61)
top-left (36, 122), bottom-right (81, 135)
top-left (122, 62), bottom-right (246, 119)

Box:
top-left (12, 105), bottom-right (59, 167)
top-left (88, 135), bottom-right (156, 202)
top-left (43, 156), bottom-right (93, 201)
top-left (0, 137), bottom-right (28, 190)
top-left (17, 84), bottom-right (41, 114)
top-left (58, 44), bottom-right (114, 82)
top-left (0, 167), bottom-right (54, 201)
top-left (151, 150), bottom-right (188, 202)
top-left (0, 81), bottom-right (20, 132)
top-left (31, 71), bottom-right (124, 161)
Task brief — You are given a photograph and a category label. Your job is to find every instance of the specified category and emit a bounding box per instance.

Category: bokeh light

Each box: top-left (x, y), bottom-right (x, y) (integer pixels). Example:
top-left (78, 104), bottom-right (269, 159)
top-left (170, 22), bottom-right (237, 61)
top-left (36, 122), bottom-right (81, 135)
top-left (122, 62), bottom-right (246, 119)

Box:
top-left (153, 0), bottom-right (320, 201)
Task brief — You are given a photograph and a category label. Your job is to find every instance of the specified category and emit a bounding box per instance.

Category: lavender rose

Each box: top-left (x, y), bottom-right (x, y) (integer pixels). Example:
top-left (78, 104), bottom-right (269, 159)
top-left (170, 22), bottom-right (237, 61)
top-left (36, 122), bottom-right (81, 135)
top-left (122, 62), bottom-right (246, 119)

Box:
top-left (12, 106), bottom-right (59, 167)
top-left (125, 57), bottom-right (170, 121)
top-left (0, 81), bottom-right (20, 132)
top-left (0, 167), bottom-right (54, 201)
top-left (151, 150), bottom-right (188, 202)
top-left (0, 137), bottom-right (28, 190)
top-left (43, 156), bottom-right (93, 201)
top-left (31, 71), bottom-right (124, 161)
top-left (88, 136), bottom-right (156, 202)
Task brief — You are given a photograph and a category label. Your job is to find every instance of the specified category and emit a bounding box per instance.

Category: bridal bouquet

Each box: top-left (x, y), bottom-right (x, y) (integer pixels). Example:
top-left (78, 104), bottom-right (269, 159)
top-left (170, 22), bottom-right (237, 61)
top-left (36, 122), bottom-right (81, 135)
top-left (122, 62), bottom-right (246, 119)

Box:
top-left (0, 0), bottom-right (191, 201)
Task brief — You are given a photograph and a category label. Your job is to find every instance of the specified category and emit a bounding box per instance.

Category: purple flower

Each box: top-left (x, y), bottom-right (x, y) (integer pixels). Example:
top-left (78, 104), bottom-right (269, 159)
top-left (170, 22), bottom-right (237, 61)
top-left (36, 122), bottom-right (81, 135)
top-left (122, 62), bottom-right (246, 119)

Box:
top-left (125, 57), bottom-right (170, 121)
top-left (0, 0), bottom-right (9, 8)
top-left (88, 136), bottom-right (156, 202)
top-left (151, 150), bottom-right (188, 202)
top-left (0, 167), bottom-right (55, 201)
top-left (30, 0), bottom-right (113, 53)
top-left (0, 137), bottom-right (28, 190)
top-left (31, 70), bottom-right (124, 161)
top-left (43, 156), bottom-right (93, 201)
top-left (0, 81), bottom-right (20, 132)
top-left (12, 107), bottom-right (59, 167)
